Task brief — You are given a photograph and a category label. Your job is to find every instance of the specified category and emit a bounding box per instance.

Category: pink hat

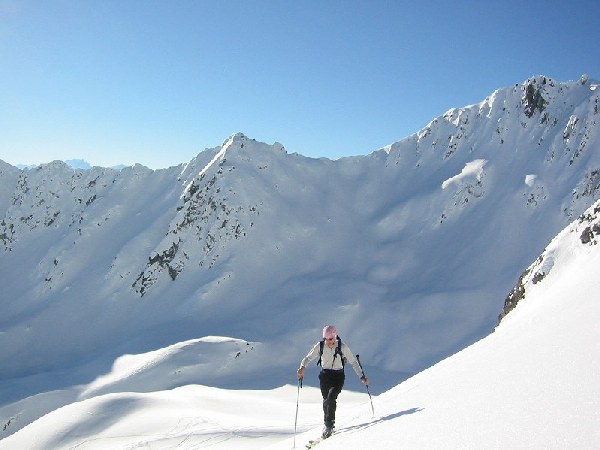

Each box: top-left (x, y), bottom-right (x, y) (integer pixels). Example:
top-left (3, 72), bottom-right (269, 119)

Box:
top-left (322, 325), bottom-right (337, 339)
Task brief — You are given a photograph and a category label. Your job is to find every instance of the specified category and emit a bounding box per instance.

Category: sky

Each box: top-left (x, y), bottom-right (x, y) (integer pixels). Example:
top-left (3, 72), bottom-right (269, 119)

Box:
top-left (1, 0), bottom-right (599, 169)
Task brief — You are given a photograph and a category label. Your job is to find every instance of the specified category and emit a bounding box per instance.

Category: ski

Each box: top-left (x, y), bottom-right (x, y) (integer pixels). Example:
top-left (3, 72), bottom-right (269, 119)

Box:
top-left (306, 431), bottom-right (334, 448)
top-left (306, 437), bottom-right (325, 449)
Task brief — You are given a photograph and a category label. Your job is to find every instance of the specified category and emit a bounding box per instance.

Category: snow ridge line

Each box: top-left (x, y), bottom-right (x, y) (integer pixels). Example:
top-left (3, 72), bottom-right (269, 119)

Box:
top-left (182, 138), bottom-right (231, 198)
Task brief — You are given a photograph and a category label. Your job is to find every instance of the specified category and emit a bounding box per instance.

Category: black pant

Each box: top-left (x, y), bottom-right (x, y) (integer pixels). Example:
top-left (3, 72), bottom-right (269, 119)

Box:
top-left (319, 369), bottom-right (345, 427)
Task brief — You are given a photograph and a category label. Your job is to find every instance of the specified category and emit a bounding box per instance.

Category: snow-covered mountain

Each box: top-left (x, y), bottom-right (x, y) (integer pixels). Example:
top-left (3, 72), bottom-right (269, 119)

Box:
top-left (64, 159), bottom-right (92, 170)
top-left (2, 180), bottom-right (598, 450)
top-left (1, 75), bottom-right (599, 440)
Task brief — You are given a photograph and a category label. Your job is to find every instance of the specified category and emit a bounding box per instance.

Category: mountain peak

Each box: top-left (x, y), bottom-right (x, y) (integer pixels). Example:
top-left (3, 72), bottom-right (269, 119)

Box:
top-left (217, 133), bottom-right (259, 158)
top-left (64, 159), bottom-right (92, 170)
top-left (222, 132), bottom-right (250, 148)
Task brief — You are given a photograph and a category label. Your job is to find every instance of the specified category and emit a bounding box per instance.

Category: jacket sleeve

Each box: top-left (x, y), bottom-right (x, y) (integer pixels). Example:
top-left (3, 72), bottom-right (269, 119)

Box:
top-left (299, 342), bottom-right (321, 369)
top-left (341, 342), bottom-right (365, 379)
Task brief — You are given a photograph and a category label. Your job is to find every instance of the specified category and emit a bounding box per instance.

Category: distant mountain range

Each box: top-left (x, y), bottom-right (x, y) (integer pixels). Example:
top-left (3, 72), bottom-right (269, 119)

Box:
top-left (17, 159), bottom-right (127, 170)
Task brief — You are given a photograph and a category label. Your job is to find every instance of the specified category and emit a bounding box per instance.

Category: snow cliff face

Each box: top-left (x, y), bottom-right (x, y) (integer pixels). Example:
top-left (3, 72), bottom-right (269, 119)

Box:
top-left (1, 76), bottom-right (599, 392)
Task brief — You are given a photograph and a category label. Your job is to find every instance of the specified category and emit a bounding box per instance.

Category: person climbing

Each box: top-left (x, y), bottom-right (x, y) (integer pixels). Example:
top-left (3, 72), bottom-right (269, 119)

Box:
top-left (297, 325), bottom-right (369, 439)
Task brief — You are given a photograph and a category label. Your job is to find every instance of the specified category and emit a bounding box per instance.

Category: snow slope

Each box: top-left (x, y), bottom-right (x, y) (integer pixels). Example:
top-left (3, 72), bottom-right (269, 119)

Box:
top-left (1, 200), bottom-right (598, 450)
top-left (1, 75), bottom-right (600, 440)
top-left (291, 199), bottom-right (600, 449)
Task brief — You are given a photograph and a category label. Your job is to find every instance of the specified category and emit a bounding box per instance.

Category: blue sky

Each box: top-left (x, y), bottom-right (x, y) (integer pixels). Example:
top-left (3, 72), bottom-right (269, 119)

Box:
top-left (1, 0), bottom-right (599, 169)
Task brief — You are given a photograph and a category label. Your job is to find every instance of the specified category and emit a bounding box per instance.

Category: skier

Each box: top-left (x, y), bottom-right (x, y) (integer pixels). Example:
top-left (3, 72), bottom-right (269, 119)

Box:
top-left (297, 325), bottom-right (369, 439)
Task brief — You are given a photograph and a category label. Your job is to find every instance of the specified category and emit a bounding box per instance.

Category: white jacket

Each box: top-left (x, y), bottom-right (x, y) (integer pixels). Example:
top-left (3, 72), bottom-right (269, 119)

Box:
top-left (300, 339), bottom-right (364, 379)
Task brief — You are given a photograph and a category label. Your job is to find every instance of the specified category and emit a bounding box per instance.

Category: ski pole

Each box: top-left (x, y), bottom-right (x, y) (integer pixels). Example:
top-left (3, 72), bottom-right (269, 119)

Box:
top-left (293, 377), bottom-right (302, 448)
top-left (355, 354), bottom-right (375, 417)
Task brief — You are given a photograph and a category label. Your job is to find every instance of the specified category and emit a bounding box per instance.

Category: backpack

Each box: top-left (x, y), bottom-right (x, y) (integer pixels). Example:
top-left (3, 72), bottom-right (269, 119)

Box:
top-left (317, 335), bottom-right (345, 368)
